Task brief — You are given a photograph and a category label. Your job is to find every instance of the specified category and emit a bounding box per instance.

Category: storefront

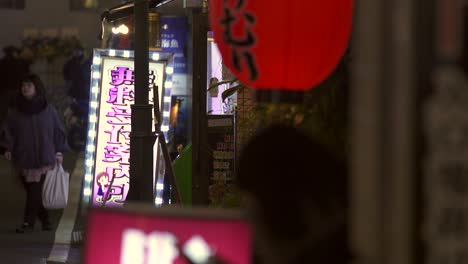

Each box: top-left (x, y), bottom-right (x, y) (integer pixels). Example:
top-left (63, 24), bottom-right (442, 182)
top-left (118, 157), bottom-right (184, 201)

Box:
top-left (80, 0), bottom-right (238, 208)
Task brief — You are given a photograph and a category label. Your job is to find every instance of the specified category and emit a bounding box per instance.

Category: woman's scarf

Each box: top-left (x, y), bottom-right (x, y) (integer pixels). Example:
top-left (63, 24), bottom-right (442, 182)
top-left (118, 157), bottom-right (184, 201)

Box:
top-left (15, 94), bottom-right (47, 115)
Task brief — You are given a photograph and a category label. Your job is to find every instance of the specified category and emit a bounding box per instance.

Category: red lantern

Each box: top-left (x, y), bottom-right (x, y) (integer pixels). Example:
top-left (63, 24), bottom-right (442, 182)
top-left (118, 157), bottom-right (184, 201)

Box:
top-left (208, 0), bottom-right (353, 91)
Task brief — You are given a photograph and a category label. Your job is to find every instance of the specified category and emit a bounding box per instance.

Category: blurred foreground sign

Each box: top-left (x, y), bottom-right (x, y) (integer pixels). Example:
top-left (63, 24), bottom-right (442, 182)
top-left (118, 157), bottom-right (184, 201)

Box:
top-left (83, 205), bottom-right (252, 264)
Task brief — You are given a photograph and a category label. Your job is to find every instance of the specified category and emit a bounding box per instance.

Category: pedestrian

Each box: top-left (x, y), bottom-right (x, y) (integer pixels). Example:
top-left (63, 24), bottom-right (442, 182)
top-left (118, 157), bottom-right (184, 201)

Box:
top-left (0, 74), bottom-right (67, 233)
top-left (63, 48), bottom-right (91, 108)
top-left (0, 46), bottom-right (24, 92)
top-left (237, 124), bottom-right (351, 264)
top-left (63, 47), bottom-right (84, 96)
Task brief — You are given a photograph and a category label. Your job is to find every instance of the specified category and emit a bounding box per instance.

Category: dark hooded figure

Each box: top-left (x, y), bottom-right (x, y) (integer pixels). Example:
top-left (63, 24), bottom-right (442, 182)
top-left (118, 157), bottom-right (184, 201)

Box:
top-left (237, 124), bottom-right (351, 264)
top-left (0, 46), bottom-right (29, 122)
top-left (0, 46), bottom-right (24, 92)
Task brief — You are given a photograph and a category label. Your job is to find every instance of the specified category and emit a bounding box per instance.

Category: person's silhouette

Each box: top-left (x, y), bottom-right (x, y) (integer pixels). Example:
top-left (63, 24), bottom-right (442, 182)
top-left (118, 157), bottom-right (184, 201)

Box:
top-left (237, 124), bottom-right (350, 264)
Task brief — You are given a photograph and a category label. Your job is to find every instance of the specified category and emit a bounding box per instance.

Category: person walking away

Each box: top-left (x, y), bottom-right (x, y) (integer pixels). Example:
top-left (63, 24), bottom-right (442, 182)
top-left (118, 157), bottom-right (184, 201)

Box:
top-left (1, 74), bottom-right (67, 233)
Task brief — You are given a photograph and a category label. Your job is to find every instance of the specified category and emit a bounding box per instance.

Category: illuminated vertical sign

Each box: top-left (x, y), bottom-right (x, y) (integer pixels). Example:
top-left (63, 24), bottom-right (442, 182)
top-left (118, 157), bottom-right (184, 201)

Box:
top-left (83, 49), bottom-right (174, 207)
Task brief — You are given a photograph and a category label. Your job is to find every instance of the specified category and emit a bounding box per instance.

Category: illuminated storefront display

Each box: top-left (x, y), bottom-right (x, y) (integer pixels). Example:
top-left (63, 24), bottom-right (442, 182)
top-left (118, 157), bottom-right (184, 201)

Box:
top-left (82, 49), bottom-right (174, 207)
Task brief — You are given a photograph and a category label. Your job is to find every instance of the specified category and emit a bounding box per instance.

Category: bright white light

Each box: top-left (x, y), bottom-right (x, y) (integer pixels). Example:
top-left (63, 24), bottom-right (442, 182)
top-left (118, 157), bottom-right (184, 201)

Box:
top-left (112, 27), bottom-right (119, 34)
top-left (86, 159), bottom-right (94, 166)
top-left (164, 97), bottom-right (171, 103)
top-left (93, 56), bottom-right (101, 65)
top-left (161, 125), bottom-right (169, 132)
top-left (92, 71), bottom-right (100, 79)
top-left (88, 130), bottom-right (96, 138)
top-left (156, 183), bottom-right (164, 191)
top-left (83, 188), bottom-right (92, 196)
top-left (92, 86), bottom-right (99, 93)
top-left (165, 81), bottom-right (173, 88)
top-left (118, 24), bottom-right (129, 34)
top-left (152, 53), bottom-right (160, 60)
top-left (165, 67), bottom-right (174, 74)
top-left (90, 101), bottom-right (98, 108)
top-left (89, 115), bottom-right (97, 123)
top-left (108, 49), bottom-right (116, 56)
top-left (163, 24), bottom-right (168, 30)
top-left (87, 145), bottom-right (95, 152)
top-left (85, 174), bottom-right (93, 183)
top-left (183, 235), bottom-right (213, 263)
top-left (163, 112), bottom-right (170, 117)
top-left (155, 197), bottom-right (163, 205)
top-left (123, 50), bottom-right (130, 58)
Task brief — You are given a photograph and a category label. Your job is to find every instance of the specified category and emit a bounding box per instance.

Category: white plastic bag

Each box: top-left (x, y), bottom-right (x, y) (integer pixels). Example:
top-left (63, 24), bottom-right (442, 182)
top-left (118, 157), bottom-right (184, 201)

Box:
top-left (42, 163), bottom-right (69, 209)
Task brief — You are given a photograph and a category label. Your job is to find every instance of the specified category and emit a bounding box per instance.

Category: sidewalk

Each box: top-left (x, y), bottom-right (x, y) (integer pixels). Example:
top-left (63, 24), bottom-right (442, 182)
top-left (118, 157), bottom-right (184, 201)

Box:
top-left (0, 151), bottom-right (81, 264)
top-left (48, 151), bottom-right (85, 264)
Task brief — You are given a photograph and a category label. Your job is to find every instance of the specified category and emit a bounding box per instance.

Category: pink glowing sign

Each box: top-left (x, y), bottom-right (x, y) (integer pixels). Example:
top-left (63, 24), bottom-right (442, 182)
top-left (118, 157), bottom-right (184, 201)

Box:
top-left (92, 57), bottom-right (165, 207)
top-left (84, 206), bottom-right (252, 264)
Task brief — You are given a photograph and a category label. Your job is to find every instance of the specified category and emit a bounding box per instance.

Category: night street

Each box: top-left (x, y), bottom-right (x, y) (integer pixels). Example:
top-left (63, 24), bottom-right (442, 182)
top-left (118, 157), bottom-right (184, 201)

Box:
top-left (0, 0), bottom-right (465, 263)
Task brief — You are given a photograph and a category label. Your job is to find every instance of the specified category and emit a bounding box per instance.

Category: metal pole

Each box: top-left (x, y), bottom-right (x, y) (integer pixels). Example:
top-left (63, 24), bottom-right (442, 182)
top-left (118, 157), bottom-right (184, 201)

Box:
top-left (350, 0), bottom-right (386, 262)
top-left (351, 0), bottom-right (418, 263)
top-left (127, 0), bottom-right (154, 203)
top-left (191, 9), bottom-right (209, 205)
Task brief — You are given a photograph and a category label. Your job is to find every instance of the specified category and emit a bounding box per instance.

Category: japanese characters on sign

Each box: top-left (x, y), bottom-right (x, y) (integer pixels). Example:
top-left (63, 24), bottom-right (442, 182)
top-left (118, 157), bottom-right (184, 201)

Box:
top-left (219, 0), bottom-right (258, 81)
top-left (161, 16), bottom-right (187, 95)
top-left (92, 57), bottom-right (166, 207)
top-left (206, 115), bottom-right (235, 207)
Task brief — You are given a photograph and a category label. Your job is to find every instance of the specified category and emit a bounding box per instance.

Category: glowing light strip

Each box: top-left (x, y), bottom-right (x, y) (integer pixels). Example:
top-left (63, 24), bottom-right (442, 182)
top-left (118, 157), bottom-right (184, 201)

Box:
top-left (85, 174), bottom-right (93, 182)
top-left (89, 115), bottom-right (97, 123)
top-left (83, 188), bottom-right (92, 196)
top-left (88, 130), bottom-right (96, 138)
top-left (152, 51), bottom-right (174, 205)
top-left (82, 49), bottom-right (103, 206)
top-left (93, 56), bottom-right (101, 65)
top-left (155, 197), bottom-right (163, 205)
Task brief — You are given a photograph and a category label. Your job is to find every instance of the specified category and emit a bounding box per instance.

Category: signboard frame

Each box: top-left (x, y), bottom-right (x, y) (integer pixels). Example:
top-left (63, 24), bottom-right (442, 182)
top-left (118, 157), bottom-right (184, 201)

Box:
top-left (82, 49), bottom-right (174, 207)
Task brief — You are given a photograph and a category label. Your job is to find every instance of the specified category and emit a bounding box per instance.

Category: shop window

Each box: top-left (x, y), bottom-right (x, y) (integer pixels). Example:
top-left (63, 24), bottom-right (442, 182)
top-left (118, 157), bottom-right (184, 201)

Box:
top-left (0, 0), bottom-right (25, 9)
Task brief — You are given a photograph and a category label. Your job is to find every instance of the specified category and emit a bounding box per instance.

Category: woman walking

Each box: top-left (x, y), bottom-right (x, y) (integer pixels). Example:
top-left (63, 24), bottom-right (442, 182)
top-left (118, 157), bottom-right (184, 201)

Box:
top-left (1, 74), bottom-right (67, 233)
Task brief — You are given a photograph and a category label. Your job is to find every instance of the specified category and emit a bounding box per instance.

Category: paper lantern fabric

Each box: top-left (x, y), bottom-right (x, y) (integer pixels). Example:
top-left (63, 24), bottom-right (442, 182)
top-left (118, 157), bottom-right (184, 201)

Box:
top-left (208, 0), bottom-right (353, 91)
